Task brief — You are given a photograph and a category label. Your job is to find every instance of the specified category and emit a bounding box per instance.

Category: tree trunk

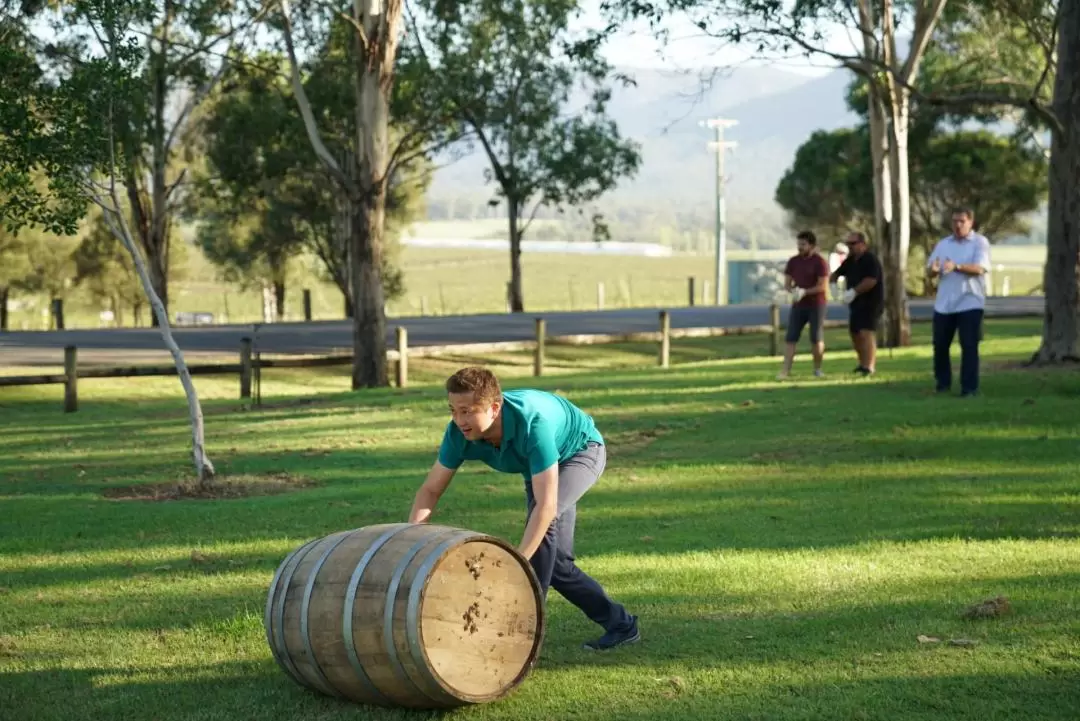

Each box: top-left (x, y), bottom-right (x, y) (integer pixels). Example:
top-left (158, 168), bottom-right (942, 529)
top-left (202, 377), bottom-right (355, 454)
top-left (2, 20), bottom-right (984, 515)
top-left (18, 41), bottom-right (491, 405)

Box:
top-left (0, 286), bottom-right (8, 331)
top-left (274, 280), bottom-right (286, 321)
top-left (348, 188), bottom-right (388, 388)
top-left (882, 88), bottom-right (913, 347)
top-left (99, 201), bottom-right (215, 486)
top-left (508, 197), bottom-right (524, 313)
top-left (1031, 1), bottom-right (1080, 364)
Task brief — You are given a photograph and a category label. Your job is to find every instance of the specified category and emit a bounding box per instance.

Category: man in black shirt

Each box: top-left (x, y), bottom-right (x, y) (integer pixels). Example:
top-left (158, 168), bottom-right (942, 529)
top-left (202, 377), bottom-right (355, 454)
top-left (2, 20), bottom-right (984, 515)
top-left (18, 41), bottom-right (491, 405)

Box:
top-left (830, 231), bottom-right (884, 376)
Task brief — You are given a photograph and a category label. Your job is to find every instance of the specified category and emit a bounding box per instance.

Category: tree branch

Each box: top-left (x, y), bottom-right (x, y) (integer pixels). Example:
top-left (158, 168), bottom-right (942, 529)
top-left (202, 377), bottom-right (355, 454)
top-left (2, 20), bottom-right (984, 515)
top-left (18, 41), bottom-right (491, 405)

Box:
top-left (278, 0), bottom-right (353, 193)
top-left (518, 196), bottom-right (545, 238)
top-left (900, 0), bottom-right (948, 84)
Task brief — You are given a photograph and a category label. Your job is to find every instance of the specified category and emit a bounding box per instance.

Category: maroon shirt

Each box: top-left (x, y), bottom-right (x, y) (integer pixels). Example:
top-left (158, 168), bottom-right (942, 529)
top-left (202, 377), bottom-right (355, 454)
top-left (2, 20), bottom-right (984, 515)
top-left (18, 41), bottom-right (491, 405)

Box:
top-left (785, 253), bottom-right (830, 307)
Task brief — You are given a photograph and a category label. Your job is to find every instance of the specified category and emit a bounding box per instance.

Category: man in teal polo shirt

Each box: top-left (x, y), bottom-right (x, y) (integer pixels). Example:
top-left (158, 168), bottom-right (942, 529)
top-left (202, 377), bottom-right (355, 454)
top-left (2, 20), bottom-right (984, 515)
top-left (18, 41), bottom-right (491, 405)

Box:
top-left (408, 366), bottom-right (640, 651)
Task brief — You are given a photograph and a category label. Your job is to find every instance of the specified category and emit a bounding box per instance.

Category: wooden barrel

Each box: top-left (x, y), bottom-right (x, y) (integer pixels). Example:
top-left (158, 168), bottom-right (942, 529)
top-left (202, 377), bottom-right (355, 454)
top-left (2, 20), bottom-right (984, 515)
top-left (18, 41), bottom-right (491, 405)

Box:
top-left (264, 523), bottom-right (545, 708)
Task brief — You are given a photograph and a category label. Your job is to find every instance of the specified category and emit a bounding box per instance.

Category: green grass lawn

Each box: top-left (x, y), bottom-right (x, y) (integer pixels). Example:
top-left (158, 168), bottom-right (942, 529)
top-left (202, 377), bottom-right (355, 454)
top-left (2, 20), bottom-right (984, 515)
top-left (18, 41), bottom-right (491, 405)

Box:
top-left (1, 318), bottom-right (1078, 721)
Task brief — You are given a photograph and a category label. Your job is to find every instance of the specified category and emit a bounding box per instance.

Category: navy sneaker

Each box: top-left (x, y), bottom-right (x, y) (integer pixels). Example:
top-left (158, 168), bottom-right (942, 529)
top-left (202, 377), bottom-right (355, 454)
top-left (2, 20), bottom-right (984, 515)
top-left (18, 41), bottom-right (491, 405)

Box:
top-left (583, 616), bottom-right (641, 651)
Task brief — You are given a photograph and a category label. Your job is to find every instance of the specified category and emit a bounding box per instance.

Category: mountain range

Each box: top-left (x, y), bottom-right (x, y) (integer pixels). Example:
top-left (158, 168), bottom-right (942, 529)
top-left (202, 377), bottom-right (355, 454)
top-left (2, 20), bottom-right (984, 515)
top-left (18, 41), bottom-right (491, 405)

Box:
top-left (426, 64), bottom-right (862, 220)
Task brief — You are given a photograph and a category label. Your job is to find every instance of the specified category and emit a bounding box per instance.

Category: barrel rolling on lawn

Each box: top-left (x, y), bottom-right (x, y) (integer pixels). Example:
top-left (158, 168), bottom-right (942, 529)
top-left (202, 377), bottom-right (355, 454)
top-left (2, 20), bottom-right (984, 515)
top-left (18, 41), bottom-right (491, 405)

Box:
top-left (264, 523), bottom-right (546, 709)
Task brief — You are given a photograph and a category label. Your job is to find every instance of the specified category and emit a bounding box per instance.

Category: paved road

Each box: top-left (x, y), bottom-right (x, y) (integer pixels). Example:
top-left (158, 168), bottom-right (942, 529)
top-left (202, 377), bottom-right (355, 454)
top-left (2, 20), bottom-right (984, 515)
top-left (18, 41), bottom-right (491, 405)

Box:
top-left (0, 296), bottom-right (1044, 366)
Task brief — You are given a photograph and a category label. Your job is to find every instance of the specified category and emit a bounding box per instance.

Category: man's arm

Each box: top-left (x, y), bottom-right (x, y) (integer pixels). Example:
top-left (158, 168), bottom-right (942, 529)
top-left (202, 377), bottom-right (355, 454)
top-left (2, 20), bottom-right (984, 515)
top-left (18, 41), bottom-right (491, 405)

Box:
top-left (955, 237), bottom-right (991, 276)
top-left (829, 258), bottom-right (848, 284)
top-left (408, 461), bottom-right (457, 524)
top-left (926, 242), bottom-right (943, 277)
top-left (850, 256), bottom-right (880, 296)
top-left (809, 257), bottom-right (829, 295)
top-left (517, 464), bottom-right (558, 560)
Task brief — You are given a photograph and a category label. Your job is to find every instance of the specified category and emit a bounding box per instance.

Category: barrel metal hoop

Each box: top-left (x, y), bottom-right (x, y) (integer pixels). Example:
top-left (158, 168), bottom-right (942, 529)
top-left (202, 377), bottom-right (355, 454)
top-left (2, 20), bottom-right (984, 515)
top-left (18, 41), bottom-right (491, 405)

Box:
top-left (265, 540), bottom-right (312, 682)
top-left (383, 531), bottom-right (462, 703)
top-left (341, 523), bottom-right (414, 706)
top-left (299, 530), bottom-right (355, 699)
top-left (270, 538), bottom-right (323, 690)
top-left (406, 532), bottom-right (482, 705)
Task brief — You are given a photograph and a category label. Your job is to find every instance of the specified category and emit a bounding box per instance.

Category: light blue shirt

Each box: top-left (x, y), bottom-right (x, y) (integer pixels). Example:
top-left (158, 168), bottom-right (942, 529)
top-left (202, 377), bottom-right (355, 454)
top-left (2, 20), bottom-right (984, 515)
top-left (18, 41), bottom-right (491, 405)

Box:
top-left (927, 232), bottom-right (992, 314)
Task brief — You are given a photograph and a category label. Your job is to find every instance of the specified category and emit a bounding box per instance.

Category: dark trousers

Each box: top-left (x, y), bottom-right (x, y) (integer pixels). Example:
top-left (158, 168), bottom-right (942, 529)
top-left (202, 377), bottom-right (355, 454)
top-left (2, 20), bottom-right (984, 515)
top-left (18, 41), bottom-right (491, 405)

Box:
top-left (933, 309), bottom-right (984, 394)
top-left (524, 442), bottom-right (634, 632)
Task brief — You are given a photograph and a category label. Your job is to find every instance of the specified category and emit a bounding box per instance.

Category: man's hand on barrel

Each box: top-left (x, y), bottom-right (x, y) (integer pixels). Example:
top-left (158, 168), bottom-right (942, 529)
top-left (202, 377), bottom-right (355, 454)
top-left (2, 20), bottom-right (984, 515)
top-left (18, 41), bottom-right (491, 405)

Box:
top-left (408, 461), bottom-right (457, 524)
top-left (517, 465), bottom-right (559, 560)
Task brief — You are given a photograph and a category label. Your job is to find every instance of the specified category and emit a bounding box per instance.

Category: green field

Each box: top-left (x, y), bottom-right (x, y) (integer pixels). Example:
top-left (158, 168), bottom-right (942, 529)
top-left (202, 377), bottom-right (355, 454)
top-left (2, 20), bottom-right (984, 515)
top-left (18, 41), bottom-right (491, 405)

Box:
top-left (1, 318), bottom-right (1078, 721)
top-left (4, 234), bottom-right (1047, 331)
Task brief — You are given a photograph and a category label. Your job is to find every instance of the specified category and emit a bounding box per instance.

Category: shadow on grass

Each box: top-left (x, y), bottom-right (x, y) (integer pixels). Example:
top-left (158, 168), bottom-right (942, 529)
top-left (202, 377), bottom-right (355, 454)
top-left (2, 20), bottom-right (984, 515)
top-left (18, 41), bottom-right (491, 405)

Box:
top-left (3, 579), bottom-right (1078, 721)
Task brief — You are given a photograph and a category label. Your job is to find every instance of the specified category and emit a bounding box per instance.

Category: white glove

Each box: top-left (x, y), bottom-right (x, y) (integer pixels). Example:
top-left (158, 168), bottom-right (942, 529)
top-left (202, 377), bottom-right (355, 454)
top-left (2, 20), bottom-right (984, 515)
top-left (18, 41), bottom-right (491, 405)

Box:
top-left (843, 289), bottom-right (856, 304)
top-left (791, 287), bottom-right (806, 302)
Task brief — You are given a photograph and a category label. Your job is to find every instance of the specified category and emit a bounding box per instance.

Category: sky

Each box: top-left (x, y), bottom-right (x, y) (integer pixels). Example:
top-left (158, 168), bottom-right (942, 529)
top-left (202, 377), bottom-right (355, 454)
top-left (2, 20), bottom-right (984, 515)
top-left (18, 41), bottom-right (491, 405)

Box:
top-left (577, 2), bottom-right (858, 78)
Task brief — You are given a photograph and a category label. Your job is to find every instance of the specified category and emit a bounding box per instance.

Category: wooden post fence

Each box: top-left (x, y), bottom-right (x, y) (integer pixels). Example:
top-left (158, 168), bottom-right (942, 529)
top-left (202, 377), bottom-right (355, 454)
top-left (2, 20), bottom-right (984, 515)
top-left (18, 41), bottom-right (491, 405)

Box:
top-left (688, 277), bottom-right (696, 307)
top-left (64, 345), bottom-right (77, 412)
top-left (534, 318), bottom-right (546, 376)
top-left (302, 290), bottom-right (312, 321)
top-left (659, 311), bottom-right (671, 368)
top-left (396, 326), bottom-right (408, 388)
top-left (240, 337), bottom-right (252, 399)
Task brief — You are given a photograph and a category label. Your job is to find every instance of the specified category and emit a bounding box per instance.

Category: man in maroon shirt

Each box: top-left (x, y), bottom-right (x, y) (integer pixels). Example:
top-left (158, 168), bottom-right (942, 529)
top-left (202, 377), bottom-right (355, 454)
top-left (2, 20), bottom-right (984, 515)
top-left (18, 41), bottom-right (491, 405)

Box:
top-left (778, 230), bottom-right (830, 379)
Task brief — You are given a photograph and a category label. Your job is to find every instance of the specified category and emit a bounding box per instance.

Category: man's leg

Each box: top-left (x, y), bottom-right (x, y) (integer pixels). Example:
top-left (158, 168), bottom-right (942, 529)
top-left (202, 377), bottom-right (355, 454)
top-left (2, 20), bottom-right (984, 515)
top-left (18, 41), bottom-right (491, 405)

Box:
top-left (957, 309), bottom-right (984, 395)
top-left (849, 306), bottom-right (871, 372)
top-left (525, 443), bottom-right (637, 648)
top-left (932, 311), bottom-right (957, 392)
top-left (779, 306), bottom-right (804, 378)
top-left (809, 305), bottom-right (826, 374)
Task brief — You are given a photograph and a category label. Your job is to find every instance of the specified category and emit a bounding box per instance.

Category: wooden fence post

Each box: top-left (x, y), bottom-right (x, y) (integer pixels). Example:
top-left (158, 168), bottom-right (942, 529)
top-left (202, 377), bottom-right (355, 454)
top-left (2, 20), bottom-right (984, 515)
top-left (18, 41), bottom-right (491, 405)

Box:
top-left (534, 318), bottom-right (546, 376)
top-left (596, 282), bottom-right (605, 310)
top-left (63, 345), bottom-right (77, 413)
top-left (302, 289), bottom-right (312, 321)
top-left (240, 337), bottom-right (252, 399)
top-left (688, 277), bottom-right (696, 307)
top-left (53, 299), bottom-right (65, 330)
top-left (659, 311), bottom-right (671, 368)
top-left (396, 326), bottom-right (408, 388)
top-left (769, 304), bottom-right (781, 356)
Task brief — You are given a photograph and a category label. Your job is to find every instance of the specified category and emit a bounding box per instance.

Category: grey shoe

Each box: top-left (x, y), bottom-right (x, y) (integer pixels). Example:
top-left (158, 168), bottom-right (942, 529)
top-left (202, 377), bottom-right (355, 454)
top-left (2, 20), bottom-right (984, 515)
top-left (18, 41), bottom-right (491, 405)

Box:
top-left (583, 616), bottom-right (641, 651)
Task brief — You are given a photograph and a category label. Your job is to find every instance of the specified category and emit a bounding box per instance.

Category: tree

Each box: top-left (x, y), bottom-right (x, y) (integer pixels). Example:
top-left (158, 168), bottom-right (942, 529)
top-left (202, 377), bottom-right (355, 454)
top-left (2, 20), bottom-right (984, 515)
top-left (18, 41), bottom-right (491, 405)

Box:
top-left (914, 0), bottom-right (1077, 364)
top-left (190, 50), bottom-right (426, 320)
top-left (0, 0), bottom-right (254, 486)
top-left (409, 0), bottom-right (642, 312)
top-left (774, 127), bottom-right (875, 242)
top-left (273, 1), bottom-right (453, 388)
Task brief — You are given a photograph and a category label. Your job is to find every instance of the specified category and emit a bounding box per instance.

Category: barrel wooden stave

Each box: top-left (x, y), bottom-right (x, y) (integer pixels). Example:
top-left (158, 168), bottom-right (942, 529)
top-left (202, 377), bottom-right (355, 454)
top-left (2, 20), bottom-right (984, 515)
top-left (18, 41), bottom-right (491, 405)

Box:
top-left (266, 522), bottom-right (544, 709)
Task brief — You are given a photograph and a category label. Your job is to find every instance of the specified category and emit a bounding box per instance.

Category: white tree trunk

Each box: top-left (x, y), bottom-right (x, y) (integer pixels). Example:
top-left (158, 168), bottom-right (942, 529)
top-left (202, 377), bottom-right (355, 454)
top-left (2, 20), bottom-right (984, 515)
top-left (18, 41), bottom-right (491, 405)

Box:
top-left (884, 88), bottom-right (913, 347)
top-left (94, 190), bottom-right (215, 486)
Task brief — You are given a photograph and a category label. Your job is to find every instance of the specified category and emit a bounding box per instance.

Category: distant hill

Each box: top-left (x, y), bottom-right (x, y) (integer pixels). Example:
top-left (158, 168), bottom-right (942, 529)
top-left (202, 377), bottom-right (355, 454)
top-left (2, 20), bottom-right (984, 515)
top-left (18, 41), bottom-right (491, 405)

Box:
top-left (426, 64), bottom-right (861, 224)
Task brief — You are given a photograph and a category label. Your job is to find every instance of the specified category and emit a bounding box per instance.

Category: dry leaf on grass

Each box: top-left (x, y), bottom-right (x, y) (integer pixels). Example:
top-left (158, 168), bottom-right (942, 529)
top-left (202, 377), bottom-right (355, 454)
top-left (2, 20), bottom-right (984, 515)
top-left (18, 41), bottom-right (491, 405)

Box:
top-left (963, 595), bottom-right (1011, 619)
top-left (917, 635), bottom-right (941, 644)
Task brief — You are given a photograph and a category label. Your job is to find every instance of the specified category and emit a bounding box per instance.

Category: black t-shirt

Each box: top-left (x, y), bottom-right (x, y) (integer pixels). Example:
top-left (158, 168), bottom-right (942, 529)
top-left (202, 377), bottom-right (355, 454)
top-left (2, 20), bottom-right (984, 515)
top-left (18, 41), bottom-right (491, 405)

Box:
top-left (834, 251), bottom-right (884, 308)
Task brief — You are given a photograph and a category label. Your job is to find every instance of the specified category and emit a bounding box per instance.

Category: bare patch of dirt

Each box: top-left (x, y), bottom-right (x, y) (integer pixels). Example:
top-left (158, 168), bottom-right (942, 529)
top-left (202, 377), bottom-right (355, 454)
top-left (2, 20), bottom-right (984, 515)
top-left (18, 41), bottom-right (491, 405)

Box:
top-left (100, 472), bottom-right (318, 501)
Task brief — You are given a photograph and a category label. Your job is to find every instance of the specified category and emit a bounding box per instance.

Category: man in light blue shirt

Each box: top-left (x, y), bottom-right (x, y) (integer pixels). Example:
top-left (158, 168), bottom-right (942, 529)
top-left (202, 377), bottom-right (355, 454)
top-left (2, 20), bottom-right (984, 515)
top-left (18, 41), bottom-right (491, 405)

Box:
top-left (926, 207), bottom-right (992, 396)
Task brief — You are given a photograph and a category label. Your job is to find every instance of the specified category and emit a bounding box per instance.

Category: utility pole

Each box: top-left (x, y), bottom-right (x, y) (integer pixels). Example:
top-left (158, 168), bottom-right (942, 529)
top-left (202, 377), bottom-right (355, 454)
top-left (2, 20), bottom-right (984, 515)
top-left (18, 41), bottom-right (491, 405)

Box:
top-left (700, 117), bottom-right (737, 305)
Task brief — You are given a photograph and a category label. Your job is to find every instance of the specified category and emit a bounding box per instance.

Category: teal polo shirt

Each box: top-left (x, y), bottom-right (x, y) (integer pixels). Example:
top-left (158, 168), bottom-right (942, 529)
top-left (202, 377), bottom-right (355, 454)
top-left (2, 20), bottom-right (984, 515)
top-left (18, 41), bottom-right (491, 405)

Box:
top-left (437, 389), bottom-right (604, 479)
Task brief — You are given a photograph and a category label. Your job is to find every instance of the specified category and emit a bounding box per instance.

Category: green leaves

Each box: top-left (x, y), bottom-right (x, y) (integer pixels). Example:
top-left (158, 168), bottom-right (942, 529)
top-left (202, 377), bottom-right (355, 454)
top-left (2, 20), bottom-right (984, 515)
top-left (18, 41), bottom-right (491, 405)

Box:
top-left (409, 0), bottom-right (641, 227)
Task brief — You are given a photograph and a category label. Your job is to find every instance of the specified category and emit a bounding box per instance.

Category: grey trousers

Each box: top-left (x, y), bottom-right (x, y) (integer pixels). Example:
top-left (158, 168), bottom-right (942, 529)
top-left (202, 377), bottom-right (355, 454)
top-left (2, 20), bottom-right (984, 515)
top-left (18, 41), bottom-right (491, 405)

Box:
top-left (524, 442), bottom-right (634, 632)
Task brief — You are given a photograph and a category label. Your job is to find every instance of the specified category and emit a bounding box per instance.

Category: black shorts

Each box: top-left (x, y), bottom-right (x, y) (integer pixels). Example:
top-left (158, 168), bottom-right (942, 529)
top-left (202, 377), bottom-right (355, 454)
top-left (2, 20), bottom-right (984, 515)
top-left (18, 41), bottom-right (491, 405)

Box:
top-left (849, 302), bottom-right (882, 333)
top-left (786, 304), bottom-right (827, 344)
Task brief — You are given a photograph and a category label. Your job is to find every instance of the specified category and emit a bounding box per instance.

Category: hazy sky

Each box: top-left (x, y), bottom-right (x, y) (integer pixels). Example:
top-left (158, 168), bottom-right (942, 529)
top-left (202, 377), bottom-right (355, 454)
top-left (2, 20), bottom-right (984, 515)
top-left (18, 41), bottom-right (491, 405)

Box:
top-left (585, 4), bottom-right (857, 78)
